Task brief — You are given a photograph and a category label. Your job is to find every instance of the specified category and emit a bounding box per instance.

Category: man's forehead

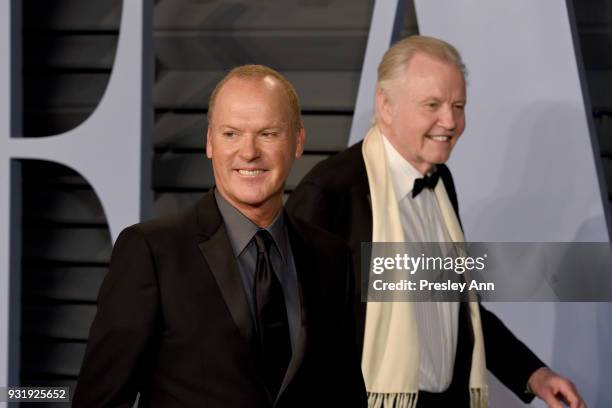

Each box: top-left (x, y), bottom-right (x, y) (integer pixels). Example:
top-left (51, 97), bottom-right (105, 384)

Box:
top-left (216, 116), bottom-right (289, 128)
top-left (398, 57), bottom-right (465, 96)
top-left (209, 74), bottom-right (298, 131)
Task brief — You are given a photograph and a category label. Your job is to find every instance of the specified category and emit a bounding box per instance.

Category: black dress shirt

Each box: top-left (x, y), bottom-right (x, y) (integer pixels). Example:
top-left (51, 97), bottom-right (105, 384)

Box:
top-left (215, 190), bottom-right (300, 351)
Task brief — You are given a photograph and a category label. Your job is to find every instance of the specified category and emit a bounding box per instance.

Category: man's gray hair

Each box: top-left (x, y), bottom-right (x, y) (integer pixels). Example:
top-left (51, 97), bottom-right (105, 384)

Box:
top-left (377, 35), bottom-right (467, 95)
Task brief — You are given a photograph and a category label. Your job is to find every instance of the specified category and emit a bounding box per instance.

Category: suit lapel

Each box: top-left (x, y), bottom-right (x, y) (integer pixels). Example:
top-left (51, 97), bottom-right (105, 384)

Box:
top-left (276, 214), bottom-right (312, 400)
top-left (196, 194), bottom-right (316, 402)
top-left (196, 192), bottom-right (255, 344)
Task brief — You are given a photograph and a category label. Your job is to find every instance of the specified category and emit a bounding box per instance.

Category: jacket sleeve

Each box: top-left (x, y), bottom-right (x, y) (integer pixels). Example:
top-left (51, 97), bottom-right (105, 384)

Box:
top-left (479, 304), bottom-right (546, 403)
top-left (73, 226), bottom-right (161, 408)
top-left (443, 166), bottom-right (545, 401)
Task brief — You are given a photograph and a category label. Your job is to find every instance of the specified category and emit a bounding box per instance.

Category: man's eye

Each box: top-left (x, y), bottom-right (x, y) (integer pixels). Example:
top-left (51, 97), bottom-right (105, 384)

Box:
top-left (262, 132), bottom-right (278, 137)
top-left (426, 102), bottom-right (439, 109)
top-left (454, 104), bottom-right (465, 110)
top-left (223, 131), bottom-right (236, 137)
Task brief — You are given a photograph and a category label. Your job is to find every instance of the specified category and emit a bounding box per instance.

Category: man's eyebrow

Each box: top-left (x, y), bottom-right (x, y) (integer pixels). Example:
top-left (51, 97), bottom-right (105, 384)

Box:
top-left (419, 97), bottom-right (442, 103)
top-left (419, 97), bottom-right (466, 103)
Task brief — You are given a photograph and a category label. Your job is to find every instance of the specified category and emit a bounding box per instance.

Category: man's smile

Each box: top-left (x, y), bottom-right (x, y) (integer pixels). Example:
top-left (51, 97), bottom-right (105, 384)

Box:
top-left (426, 134), bottom-right (452, 142)
top-left (236, 169), bottom-right (267, 176)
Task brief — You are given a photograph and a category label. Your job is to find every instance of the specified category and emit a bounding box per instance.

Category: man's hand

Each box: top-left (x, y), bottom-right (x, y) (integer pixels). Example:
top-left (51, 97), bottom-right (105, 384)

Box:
top-left (528, 367), bottom-right (586, 408)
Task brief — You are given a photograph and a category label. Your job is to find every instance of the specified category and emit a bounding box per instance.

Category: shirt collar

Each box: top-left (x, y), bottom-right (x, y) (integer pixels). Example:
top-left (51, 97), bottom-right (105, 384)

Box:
top-left (214, 189), bottom-right (289, 262)
top-left (381, 134), bottom-right (436, 201)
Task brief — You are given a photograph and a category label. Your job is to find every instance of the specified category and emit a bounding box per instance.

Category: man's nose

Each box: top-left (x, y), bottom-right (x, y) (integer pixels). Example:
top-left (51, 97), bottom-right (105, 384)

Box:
top-left (238, 135), bottom-right (260, 160)
top-left (437, 106), bottom-right (457, 131)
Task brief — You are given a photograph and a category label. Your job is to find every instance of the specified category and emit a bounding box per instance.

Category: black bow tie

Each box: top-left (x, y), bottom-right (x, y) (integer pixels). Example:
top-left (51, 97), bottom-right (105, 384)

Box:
top-left (412, 171), bottom-right (440, 198)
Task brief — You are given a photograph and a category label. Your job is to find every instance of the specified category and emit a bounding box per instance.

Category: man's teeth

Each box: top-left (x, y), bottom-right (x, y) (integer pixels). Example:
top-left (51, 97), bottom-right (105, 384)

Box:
top-left (238, 169), bottom-right (264, 176)
top-left (429, 135), bottom-right (450, 142)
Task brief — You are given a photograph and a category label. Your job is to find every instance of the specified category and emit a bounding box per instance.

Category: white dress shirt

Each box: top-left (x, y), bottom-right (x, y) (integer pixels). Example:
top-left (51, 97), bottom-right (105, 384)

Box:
top-left (382, 135), bottom-right (460, 392)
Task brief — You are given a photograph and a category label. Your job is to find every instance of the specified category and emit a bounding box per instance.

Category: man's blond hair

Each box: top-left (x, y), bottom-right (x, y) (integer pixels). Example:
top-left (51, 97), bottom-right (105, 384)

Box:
top-left (377, 35), bottom-right (467, 95)
top-left (207, 64), bottom-right (303, 132)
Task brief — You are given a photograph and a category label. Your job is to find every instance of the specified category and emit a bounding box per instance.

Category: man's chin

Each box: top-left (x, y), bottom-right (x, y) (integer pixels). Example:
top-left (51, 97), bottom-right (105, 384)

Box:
top-left (426, 151), bottom-right (452, 165)
top-left (230, 193), bottom-right (280, 210)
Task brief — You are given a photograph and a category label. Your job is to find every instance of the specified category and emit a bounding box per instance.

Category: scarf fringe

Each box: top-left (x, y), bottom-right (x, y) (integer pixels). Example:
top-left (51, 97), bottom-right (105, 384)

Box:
top-left (367, 388), bottom-right (487, 408)
top-left (367, 392), bottom-right (418, 408)
top-left (470, 387), bottom-right (489, 408)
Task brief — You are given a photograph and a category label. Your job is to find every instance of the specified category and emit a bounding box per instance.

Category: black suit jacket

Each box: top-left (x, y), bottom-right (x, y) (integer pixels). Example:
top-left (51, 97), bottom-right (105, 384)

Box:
top-left (286, 141), bottom-right (544, 404)
top-left (74, 191), bottom-right (367, 407)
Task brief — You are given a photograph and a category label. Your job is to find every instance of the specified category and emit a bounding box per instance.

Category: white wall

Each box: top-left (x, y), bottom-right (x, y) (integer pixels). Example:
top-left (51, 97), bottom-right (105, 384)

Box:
top-left (414, 0), bottom-right (611, 406)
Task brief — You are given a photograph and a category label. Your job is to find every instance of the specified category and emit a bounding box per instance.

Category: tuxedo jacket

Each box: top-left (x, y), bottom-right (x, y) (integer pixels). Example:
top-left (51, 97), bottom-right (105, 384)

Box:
top-left (285, 141), bottom-right (544, 404)
top-left (73, 191), bottom-right (367, 407)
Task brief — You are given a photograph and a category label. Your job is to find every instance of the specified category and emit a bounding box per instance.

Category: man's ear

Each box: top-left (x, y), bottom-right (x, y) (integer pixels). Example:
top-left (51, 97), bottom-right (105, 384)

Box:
top-left (376, 88), bottom-right (394, 125)
top-left (206, 127), bottom-right (213, 159)
top-left (295, 127), bottom-right (305, 159)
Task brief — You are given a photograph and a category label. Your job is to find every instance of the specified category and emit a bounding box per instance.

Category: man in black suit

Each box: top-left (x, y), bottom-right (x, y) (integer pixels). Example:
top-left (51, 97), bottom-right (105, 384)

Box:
top-left (73, 65), bottom-right (366, 407)
top-left (287, 36), bottom-right (585, 408)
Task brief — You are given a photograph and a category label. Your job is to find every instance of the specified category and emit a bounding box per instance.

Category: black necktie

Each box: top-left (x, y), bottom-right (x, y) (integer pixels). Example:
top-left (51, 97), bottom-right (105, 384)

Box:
top-left (412, 171), bottom-right (440, 198)
top-left (253, 230), bottom-right (291, 398)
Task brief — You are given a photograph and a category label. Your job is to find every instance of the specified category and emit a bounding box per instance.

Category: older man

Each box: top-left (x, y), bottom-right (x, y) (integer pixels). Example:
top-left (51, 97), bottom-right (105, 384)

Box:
top-left (74, 65), bottom-right (366, 407)
top-left (287, 36), bottom-right (585, 408)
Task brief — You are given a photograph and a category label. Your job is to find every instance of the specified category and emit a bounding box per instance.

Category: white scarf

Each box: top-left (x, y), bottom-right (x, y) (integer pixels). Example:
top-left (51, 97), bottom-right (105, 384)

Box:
top-left (360, 126), bottom-right (488, 408)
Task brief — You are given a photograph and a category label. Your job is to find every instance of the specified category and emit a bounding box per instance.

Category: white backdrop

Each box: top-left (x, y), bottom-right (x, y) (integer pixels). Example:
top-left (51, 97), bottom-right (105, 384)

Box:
top-left (415, 1), bottom-right (611, 406)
